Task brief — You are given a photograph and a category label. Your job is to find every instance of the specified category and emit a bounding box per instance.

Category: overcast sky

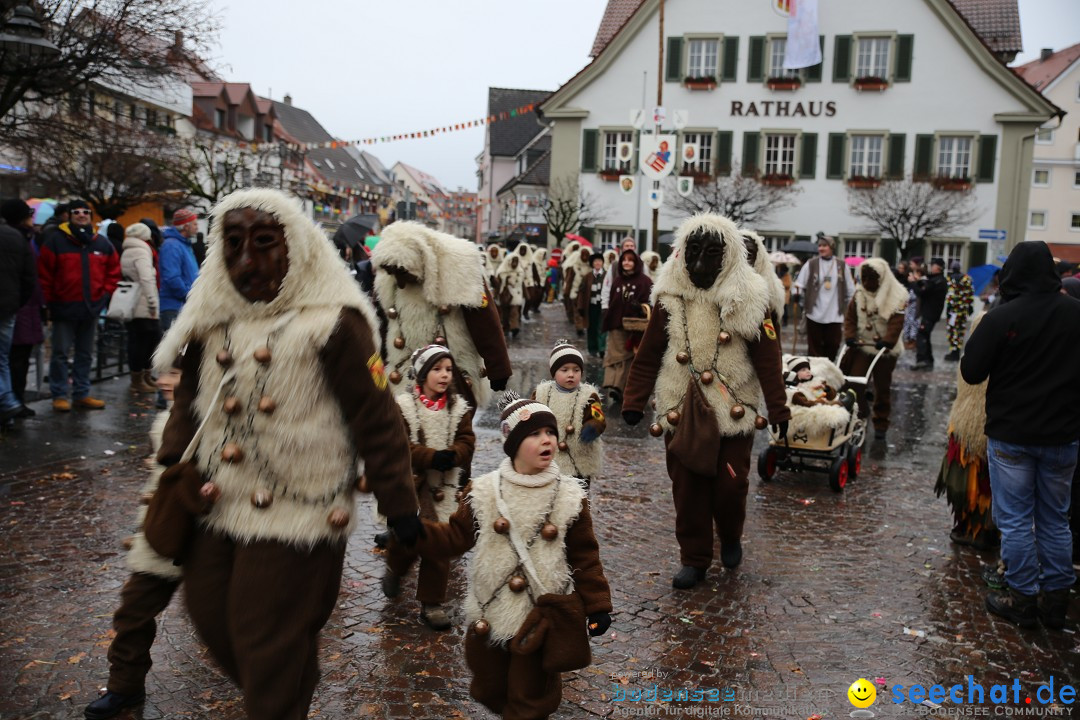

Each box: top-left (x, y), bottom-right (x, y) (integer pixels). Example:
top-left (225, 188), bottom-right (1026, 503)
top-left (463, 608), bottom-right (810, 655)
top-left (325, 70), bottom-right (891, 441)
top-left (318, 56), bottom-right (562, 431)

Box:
top-left (205, 0), bottom-right (1079, 191)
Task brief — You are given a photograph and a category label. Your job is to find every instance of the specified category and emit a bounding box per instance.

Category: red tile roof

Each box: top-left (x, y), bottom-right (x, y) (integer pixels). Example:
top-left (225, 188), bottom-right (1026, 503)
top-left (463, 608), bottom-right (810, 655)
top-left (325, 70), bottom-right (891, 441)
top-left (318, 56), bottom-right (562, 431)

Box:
top-left (1015, 42), bottom-right (1080, 90)
top-left (590, 0), bottom-right (643, 58)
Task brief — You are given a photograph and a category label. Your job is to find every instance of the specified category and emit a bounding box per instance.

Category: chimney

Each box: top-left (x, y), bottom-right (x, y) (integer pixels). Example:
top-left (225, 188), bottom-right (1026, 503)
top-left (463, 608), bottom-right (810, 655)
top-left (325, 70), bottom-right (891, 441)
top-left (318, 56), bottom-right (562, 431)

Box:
top-left (283, 93), bottom-right (292, 106)
top-left (1040, 48), bottom-right (1053, 61)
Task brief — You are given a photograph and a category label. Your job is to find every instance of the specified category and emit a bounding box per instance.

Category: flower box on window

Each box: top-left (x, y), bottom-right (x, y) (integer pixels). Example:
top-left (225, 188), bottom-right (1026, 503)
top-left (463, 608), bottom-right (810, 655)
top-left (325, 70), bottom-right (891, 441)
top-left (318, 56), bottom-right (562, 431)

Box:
top-left (683, 76), bottom-right (717, 90)
top-left (766, 77), bottom-right (802, 91)
top-left (760, 173), bottom-right (795, 187)
top-left (597, 168), bottom-right (622, 181)
top-left (932, 176), bottom-right (972, 191)
top-left (846, 175), bottom-right (882, 189)
top-left (853, 76), bottom-right (889, 91)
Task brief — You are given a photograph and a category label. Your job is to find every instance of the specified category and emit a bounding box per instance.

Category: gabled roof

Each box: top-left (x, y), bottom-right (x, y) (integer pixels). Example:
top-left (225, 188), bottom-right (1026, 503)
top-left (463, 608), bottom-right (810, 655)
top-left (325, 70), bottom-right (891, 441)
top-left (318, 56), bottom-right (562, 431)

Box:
top-left (1015, 42), bottom-right (1080, 90)
top-left (487, 87), bottom-right (552, 157)
top-left (395, 162), bottom-right (451, 206)
top-left (588, 0), bottom-right (1023, 58)
top-left (497, 150), bottom-right (551, 197)
top-left (271, 98), bottom-right (381, 191)
top-left (271, 100), bottom-right (334, 144)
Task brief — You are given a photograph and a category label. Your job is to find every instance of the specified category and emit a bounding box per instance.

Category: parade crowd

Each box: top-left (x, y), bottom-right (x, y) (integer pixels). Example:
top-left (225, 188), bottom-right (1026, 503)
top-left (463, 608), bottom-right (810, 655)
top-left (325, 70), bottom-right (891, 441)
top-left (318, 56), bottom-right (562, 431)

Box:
top-left (1, 189), bottom-right (1079, 720)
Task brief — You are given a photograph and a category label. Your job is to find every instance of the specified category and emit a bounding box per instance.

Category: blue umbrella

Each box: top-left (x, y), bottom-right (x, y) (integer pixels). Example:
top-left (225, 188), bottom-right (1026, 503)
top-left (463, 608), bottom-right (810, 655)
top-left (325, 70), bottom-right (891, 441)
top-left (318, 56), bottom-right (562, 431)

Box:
top-left (967, 264), bottom-right (1000, 296)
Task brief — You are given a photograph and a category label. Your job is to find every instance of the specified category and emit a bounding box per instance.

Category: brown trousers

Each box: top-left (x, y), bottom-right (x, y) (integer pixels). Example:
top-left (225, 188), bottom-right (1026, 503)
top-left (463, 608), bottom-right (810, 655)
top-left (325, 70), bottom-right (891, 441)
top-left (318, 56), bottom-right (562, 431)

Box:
top-left (665, 433), bottom-right (754, 569)
top-left (464, 628), bottom-right (562, 720)
top-left (602, 329), bottom-right (634, 395)
top-left (106, 572), bottom-right (181, 695)
top-left (183, 528), bottom-right (346, 720)
top-left (386, 544), bottom-right (450, 604)
top-left (806, 320), bottom-right (842, 361)
top-left (841, 350), bottom-right (898, 431)
top-left (501, 304), bottom-right (521, 332)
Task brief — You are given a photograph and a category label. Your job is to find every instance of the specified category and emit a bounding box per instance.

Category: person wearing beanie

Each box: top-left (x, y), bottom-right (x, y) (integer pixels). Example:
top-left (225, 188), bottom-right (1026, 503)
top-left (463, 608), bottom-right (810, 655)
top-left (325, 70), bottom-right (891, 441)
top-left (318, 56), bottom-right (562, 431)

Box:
top-left (416, 391), bottom-right (613, 720)
top-left (944, 260), bottom-right (974, 362)
top-left (841, 257), bottom-right (908, 439)
top-left (783, 355), bottom-right (812, 387)
top-left (913, 256), bottom-right (948, 369)
top-left (532, 340), bottom-right (606, 484)
top-left (158, 208), bottom-right (200, 334)
top-left (621, 213), bottom-right (790, 589)
top-left (120, 223), bottom-right (161, 395)
top-left (577, 252), bottom-right (608, 357)
top-left (381, 344), bottom-right (476, 631)
top-left (372, 221), bottom-right (511, 403)
top-left (495, 248), bottom-right (527, 339)
top-left (792, 232), bottom-right (854, 360)
top-left (38, 199), bottom-right (120, 411)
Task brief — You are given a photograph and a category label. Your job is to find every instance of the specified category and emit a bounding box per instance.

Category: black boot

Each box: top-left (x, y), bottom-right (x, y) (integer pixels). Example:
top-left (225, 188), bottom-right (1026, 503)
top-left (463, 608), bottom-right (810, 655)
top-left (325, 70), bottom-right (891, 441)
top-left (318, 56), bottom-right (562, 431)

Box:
top-left (672, 565), bottom-right (706, 589)
top-left (373, 531), bottom-right (390, 549)
top-left (944, 350), bottom-right (960, 362)
top-left (1039, 588), bottom-right (1070, 630)
top-left (721, 540), bottom-right (743, 569)
top-left (84, 690), bottom-right (146, 719)
top-left (985, 588), bottom-right (1038, 628)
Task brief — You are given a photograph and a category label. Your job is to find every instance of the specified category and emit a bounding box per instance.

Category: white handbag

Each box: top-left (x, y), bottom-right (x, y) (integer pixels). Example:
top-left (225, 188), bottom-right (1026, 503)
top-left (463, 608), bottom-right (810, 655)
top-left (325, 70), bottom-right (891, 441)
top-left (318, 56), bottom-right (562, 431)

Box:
top-left (106, 281), bottom-right (140, 321)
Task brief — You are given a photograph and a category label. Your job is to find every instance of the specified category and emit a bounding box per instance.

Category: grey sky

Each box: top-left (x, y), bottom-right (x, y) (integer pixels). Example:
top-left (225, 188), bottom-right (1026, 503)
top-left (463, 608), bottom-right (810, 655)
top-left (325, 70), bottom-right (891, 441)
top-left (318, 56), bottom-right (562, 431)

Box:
top-left (206, 0), bottom-right (1078, 191)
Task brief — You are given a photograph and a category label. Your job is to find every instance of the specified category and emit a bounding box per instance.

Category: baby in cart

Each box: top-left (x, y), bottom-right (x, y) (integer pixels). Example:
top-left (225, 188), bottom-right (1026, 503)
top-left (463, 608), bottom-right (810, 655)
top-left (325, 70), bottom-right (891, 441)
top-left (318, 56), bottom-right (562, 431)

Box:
top-left (781, 356), bottom-right (855, 440)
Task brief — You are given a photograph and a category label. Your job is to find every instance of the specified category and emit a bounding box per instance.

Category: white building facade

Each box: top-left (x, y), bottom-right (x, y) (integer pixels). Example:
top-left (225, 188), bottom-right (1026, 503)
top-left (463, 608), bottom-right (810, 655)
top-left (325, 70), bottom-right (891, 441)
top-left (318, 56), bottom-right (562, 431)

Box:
top-left (541, 0), bottom-right (1059, 265)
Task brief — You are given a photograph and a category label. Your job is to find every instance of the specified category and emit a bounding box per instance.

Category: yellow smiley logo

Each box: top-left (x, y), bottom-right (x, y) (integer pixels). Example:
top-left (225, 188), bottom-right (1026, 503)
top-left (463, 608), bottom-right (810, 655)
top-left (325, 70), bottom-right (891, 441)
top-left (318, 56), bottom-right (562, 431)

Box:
top-left (847, 678), bottom-right (877, 709)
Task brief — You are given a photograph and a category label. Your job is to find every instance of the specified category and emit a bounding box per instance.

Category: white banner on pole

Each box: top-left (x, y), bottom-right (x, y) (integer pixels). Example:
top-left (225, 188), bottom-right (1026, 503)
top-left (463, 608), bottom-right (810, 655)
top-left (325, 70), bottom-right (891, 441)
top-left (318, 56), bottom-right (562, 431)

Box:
top-left (672, 109), bottom-right (689, 130)
top-left (617, 141), bottom-right (634, 164)
top-left (640, 134), bottom-right (676, 179)
top-left (784, 0), bottom-right (822, 69)
top-left (681, 143), bottom-right (700, 168)
top-left (648, 188), bottom-right (664, 209)
top-left (630, 109), bottom-right (646, 129)
top-left (619, 175), bottom-right (636, 194)
top-left (677, 176), bottom-right (695, 197)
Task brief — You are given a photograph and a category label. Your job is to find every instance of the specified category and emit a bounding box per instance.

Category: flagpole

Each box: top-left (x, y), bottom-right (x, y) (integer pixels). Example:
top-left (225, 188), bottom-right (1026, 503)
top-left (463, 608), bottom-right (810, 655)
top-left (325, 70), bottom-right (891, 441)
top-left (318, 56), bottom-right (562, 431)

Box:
top-left (652, 0), bottom-right (664, 253)
top-left (634, 70), bottom-right (646, 246)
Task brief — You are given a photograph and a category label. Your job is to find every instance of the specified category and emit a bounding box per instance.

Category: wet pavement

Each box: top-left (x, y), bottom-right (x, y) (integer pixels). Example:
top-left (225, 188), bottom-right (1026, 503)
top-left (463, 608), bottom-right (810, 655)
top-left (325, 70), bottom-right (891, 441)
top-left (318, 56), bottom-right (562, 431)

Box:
top-left (1, 307), bottom-right (1076, 720)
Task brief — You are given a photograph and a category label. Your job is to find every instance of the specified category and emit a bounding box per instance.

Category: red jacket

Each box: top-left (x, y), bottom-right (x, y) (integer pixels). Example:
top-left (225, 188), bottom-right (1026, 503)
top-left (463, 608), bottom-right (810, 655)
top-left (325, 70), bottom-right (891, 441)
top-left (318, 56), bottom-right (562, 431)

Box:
top-left (38, 222), bottom-right (121, 321)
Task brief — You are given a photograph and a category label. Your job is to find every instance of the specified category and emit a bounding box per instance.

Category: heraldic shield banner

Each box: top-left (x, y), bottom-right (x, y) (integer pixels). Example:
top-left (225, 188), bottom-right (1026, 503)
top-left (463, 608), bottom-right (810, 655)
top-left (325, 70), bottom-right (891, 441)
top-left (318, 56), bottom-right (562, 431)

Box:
top-left (639, 134), bottom-right (676, 180)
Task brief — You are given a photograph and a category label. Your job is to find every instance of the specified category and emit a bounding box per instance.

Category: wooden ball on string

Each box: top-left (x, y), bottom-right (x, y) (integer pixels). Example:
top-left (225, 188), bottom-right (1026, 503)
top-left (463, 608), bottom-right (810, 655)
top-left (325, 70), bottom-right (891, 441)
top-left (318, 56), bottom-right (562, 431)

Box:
top-left (328, 508), bottom-right (350, 528)
top-left (666, 410), bottom-right (681, 426)
top-left (253, 347), bottom-right (272, 364)
top-left (541, 523), bottom-right (559, 541)
top-left (216, 349), bottom-right (233, 367)
top-left (700, 370), bottom-right (714, 385)
top-left (649, 423), bottom-right (664, 437)
top-left (493, 517), bottom-right (510, 534)
top-left (251, 489), bottom-right (273, 508)
top-left (729, 404), bottom-right (746, 420)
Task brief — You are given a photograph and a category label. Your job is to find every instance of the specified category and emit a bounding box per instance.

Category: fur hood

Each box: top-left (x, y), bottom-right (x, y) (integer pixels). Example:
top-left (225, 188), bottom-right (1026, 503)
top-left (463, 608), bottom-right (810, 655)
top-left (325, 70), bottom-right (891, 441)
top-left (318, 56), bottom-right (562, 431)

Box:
top-left (640, 251), bottom-right (663, 279)
top-left (496, 252), bottom-right (526, 277)
top-left (532, 247), bottom-right (547, 265)
top-left (373, 221), bottom-right (486, 308)
top-left (513, 243), bottom-right (533, 261)
top-left (742, 229), bottom-right (786, 316)
top-left (561, 245), bottom-right (591, 273)
top-left (652, 213), bottom-right (769, 340)
top-left (856, 257), bottom-right (908, 319)
top-left (154, 188), bottom-right (376, 372)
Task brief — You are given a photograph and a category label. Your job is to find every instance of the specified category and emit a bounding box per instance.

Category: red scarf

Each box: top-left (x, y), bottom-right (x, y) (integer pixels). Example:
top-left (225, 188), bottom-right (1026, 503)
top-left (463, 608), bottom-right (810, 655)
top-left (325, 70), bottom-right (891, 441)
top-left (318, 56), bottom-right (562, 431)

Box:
top-left (416, 386), bottom-right (447, 410)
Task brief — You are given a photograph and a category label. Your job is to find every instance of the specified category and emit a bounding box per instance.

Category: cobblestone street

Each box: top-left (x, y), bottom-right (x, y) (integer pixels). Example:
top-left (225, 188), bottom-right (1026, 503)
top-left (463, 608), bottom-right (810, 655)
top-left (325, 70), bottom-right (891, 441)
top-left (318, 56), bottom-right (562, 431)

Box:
top-left (1, 308), bottom-right (1076, 720)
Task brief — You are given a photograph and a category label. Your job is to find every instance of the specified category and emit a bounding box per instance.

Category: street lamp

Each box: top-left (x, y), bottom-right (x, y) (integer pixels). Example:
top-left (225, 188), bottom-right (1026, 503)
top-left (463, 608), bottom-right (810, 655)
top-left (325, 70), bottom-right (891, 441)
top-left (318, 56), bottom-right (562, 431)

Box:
top-left (0, 1), bottom-right (60, 63)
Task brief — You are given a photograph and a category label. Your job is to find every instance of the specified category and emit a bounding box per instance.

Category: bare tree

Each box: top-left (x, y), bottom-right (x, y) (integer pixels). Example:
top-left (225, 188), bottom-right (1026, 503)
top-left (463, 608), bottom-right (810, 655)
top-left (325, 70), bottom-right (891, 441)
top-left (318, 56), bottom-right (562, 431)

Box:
top-left (165, 134), bottom-right (284, 211)
top-left (541, 175), bottom-right (607, 247)
top-left (0, 0), bottom-right (219, 127)
top-left (847, 176), bottom-right (979, 258)
top-left (12, 111), bottom-right (182, 218)
top-left (663, 164), bottom-right (802, 225)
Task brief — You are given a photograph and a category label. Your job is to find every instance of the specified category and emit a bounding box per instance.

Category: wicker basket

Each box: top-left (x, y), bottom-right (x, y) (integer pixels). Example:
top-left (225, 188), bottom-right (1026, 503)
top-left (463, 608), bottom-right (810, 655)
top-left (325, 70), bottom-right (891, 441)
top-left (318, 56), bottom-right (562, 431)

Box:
top-left (622, 303), bottom-right (652, 333)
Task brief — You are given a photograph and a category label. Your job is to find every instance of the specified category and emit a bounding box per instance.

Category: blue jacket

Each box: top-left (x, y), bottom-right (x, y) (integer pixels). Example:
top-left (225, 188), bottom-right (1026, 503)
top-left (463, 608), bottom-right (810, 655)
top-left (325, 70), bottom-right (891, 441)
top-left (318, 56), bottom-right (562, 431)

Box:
top-left (158, 227), bottom-right (199, 312)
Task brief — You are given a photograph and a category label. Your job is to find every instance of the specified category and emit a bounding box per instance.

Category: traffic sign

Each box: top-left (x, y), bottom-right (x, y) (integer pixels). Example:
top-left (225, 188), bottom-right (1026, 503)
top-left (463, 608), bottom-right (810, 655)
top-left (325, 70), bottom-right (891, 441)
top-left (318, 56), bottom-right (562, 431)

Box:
top-left (978, 229), bottom-right (1006, 241)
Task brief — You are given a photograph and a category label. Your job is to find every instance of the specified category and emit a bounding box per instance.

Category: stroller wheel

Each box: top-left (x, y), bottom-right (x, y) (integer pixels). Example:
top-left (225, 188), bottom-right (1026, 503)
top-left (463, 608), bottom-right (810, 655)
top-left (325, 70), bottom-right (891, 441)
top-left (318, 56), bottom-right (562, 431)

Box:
top-left (757, 447), bottom-right (778, 482)
top-left (847, 444), bottom-right (862, 479)
top-left (828, 456), bottom-right (848, 493)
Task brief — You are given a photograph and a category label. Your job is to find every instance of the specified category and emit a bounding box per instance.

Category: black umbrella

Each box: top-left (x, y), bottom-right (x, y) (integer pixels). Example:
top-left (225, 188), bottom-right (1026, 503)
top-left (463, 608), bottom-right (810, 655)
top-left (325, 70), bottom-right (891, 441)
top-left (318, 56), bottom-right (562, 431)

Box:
top-left (332, 215), bottom-right (376, 255)
top-left (780, 239), bottom-right (819, 254)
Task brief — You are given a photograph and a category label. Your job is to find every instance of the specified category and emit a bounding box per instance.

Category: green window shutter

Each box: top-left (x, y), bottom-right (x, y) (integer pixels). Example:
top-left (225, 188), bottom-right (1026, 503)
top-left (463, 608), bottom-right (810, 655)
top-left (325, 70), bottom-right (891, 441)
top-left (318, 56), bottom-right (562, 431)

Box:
top-left (895, 35), bottom-right (914, 82)
top-left (742, 131), bottom-right (760, 175)
top-left (637, 229), bottom-right (647, 251)
top-left (579, 226), bottom-right (594, 243)
top-left (977, 134), bottom-right (997, 183)
top-left (879, 238), bottom-right (898, 266)
top-left (914, 134), bottom-right (935, 179)
top-left (799, 133), bottom-right (817, 179)
top-left (887, 133), bottom-right (906, 178)
top-left (833, 35), bottom-right (852, 82)
top-left (721, 36), bottom-right (739, 82)
top-left (967, 241), bottom-right (986, 268)
top-left (715, 131), bottom-right (733, 176)
top-left (581, 129), bottom-right (598, 172)
top-left (805, 36), bottom-right (825, 82)
top-left (826, 133), bottom-right (846, 179)
top-left (748, 36), bottom-right (766, 82)
top-left (666, 37), bottom-right (684, 82)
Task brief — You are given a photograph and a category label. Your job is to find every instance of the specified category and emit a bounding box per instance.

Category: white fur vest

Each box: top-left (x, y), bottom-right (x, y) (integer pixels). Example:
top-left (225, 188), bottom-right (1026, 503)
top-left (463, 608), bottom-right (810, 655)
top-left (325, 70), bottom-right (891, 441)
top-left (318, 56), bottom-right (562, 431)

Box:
top-left (850, 257), bottom-right (907, 357)
top-left (534, 380), bottom-right (603, 479)
top-left (126, 411), bottom-right (182, 580)
top-left (396, 391), bottom-right (469, 521)
top-left (464, 460), bottom-right (586, 642)
top-left (495, 255), bottom-right (526, 306)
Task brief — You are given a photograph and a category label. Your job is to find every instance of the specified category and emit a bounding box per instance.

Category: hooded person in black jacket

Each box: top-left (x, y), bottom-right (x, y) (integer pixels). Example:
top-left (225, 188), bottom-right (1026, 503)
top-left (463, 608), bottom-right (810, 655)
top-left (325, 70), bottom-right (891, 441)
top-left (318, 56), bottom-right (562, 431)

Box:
top-left (913, 257), bottom-right (948, 369)
top-left (961, 240), bottom-right (1080, 631)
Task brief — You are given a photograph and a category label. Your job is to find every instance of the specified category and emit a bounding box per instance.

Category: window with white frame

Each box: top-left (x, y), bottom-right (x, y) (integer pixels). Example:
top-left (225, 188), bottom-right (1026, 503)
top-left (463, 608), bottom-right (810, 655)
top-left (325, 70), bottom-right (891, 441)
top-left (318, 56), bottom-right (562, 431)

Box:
top-left (1029, 210), bottom-right (1047, 229)
top-left (768, 37), bottom-right (799, 79)
top-left (682, 132), bottom-right (714, 174)
top-left (937, 136), bottom-right (973, 179)
top-left (687, 38), bottom-right (720, 79)
top-left (761, 235), bottom-right (790, 252)
top-left (1071, 213), bottom-right (1080, 232)
top-left (764, 133), bottom-right (797, 176)
top-left (849, 135), bottom-right (885, 178)
top-left (1035, 126), bottom-right (1054, 144)
top-left (930, 241), bottom-right (963, 268)
top-left (855, 37), bottom-right (891, 79)
top-left (603, 131), bottom-right (634, 172)
top-left (1033, 168), bottom-right (1050, 187)
top-left (598, 228), bottom-right (632, 249)
top-left (844, 238), bottom-right (877, 259)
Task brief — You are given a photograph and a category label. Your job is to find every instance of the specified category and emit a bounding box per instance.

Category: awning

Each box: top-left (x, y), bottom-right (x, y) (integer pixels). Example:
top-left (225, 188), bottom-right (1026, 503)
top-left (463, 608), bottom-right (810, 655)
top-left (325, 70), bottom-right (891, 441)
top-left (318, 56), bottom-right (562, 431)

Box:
top-left (1047, 243), bottom-right (1080, 263)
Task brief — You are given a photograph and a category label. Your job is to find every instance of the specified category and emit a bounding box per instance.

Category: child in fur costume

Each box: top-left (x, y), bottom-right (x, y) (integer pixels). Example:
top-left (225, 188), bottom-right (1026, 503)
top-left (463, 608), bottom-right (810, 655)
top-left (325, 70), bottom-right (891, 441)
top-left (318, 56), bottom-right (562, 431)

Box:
top-left (781, 355), bottom-right (852, 439)
top-left (532, 341), bottom-right (606, 485)
top-left (742, 230), bottom-right (787, 328)
top-left (382, 344), bottom-right (476, 630)
top-left (783, 356), bottom-right (841, 406)
top-left (418, 393), bottom-right (612, 720)
top-left (496, 251), bottom-right (527, 338)
top-left (372, 222), bottom-right (512, 402)
top-left (562, 243), bottom-right (591, 334)
top-left (640, 250), bottom-right (663, 280)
